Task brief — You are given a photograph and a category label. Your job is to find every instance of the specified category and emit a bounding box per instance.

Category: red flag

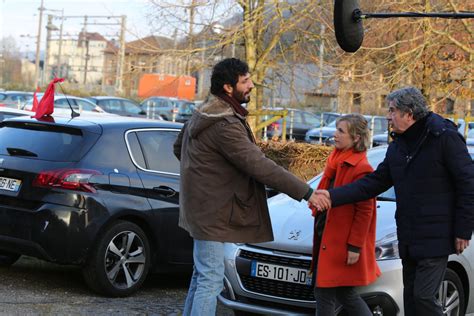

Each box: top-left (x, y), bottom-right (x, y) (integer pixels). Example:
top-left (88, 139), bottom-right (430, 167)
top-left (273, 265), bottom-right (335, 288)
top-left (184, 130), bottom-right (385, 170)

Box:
top-left (33, 77), bottom-right (65, 119)
top-left (31, 86), bottom-right (41, 112)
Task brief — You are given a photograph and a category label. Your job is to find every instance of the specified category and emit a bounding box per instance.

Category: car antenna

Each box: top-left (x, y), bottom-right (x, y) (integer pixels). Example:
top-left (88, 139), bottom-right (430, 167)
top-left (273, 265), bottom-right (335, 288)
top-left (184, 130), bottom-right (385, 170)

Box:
top-left (54, 74), bottom-right (80, 118)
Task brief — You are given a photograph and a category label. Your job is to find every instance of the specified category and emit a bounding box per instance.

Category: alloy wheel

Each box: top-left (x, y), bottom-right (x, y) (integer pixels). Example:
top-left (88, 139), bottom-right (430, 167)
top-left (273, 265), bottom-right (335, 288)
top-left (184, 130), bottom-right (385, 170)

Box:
top-left (439, 279), bottom-right (460, 316)
top-left (104, 231), bottom-right (147, 290)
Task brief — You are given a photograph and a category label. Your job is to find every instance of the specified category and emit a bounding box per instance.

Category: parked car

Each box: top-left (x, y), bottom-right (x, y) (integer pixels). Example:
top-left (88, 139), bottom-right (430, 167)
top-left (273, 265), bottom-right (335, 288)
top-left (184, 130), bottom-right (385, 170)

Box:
top-left (0, 107), bottom-right (32, 121)
top-left (467, 129), bottom-right (474, 146)
top-left (372, 131), bottom-right (391, 147)
top-left (87, 96), bottom-right (149, 118)
top-left (140, 97), bottom-right (195, 122)
top-left (23, 94), bottom-right (107, 114)
top-left (306, 115), bottom-right (388, 145)
top-left (266, 109), bottom-right (322, 141)
top-left (0, 114), bottom-right (192, 297)
top-left (219, 145), bottom-right (474, 316)
top-left (320, 112), bottom-right (341, 126)
top-left (0, 91), bottom-right (34, 108)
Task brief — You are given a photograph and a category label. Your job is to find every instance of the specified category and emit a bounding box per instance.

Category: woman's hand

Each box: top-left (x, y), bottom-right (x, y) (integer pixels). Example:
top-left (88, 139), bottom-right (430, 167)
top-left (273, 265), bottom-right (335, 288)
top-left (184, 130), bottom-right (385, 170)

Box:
top-left (347, 251), bottom-right (360, 265)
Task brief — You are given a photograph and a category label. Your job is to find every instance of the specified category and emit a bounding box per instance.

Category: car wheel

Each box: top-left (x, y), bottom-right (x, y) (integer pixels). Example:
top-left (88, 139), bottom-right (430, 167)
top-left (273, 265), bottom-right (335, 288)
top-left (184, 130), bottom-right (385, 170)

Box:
top-left (82, 220), bottom-right (151, 297)
top-left (438, 268), bottom-right (465, 316)
top-left (0, 251), bottom-right (20, 266)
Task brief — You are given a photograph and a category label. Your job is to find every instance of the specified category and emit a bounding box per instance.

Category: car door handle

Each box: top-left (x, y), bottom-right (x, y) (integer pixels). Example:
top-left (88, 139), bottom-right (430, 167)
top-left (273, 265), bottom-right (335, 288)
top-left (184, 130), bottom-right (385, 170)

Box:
top-left (152, 186), bottom-right (177, 197)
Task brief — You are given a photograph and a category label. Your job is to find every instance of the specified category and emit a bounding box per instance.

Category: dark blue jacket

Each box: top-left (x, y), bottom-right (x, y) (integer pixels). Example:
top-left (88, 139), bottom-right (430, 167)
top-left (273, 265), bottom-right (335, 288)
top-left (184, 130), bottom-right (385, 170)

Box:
top-left (329, 113), bottom-right (474, 259)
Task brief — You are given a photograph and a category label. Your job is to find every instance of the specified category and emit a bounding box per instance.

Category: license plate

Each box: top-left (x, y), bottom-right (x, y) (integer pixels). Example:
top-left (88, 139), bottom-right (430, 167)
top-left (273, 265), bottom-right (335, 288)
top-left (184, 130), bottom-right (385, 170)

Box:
top-left (0, 177), bottom-right (22, 192)
top-left (251, 261), bottom-right (312, 285)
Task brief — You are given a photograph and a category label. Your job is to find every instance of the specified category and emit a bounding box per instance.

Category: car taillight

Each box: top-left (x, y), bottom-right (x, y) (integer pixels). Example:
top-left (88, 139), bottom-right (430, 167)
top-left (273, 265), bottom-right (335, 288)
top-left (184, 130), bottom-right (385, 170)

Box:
top-left (171, 107), bottom-right (179, 114)
top-left (270, 122), bottom-right (280, 131)
top-left (33, 169), bottom-right (101, 193)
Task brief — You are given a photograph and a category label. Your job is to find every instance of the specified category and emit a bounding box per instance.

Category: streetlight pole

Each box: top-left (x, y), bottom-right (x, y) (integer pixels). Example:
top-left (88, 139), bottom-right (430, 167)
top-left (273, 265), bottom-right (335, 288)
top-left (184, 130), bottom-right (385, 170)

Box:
top-left (55, 10), bottom-right (64, 77)
top-left (34, 0), bottom-right (45, 88)
top-left (44, 14), bottom-right (59, 85)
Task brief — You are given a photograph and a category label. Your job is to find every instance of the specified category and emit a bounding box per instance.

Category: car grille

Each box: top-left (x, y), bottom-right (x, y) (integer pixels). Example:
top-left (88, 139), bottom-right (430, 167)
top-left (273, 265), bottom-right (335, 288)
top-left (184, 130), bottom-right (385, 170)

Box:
top-left (238, 249), bottom-right (315, 302)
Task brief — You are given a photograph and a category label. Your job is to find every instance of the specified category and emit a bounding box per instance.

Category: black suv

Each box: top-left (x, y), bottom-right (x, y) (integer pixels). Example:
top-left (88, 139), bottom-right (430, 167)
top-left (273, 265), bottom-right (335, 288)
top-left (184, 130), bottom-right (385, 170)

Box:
top-left (140, 97), bottom-right (195, 122)
top-left (0, 115), bottom-right (192, 296)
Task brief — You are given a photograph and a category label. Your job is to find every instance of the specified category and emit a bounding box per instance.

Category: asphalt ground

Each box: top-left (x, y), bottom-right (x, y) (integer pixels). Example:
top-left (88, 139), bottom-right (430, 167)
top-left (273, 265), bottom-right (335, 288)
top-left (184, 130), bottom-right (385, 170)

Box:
top-left (0, 256), bottom-right (233, 315)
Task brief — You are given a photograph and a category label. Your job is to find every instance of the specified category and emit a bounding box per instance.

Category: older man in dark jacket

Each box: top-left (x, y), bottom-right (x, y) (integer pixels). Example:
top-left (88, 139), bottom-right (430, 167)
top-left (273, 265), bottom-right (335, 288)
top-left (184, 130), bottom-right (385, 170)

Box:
top-left (174, 58), bottom-right (319, 316)
top-left (313, 87), bottom-right (474, 316)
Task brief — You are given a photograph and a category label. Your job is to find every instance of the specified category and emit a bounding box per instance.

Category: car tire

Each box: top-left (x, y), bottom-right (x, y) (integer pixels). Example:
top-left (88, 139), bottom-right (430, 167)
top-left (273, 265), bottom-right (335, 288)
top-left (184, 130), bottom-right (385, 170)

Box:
top-left (82, 220), bottom-right (151, 297)
top-left (438, 268), bottom-right (465, 316)
top-left (0, 251), bottom-right (20, 266)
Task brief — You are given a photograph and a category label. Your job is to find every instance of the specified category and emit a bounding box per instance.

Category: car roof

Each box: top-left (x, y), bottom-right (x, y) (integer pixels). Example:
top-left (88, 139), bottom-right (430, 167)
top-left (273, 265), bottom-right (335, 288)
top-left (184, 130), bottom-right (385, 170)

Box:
top-left (89, 96), bottom-right (134, 101)
top-left (4, 114), bottom-right (183, 131)
top-left (0, 108), bottom-right (32, 115)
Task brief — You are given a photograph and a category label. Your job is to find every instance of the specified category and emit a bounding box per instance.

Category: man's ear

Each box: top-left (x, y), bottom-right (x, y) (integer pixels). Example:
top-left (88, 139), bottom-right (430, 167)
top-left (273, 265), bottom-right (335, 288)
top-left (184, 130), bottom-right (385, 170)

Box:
top-left (223, 83), bottom-right (233, 95)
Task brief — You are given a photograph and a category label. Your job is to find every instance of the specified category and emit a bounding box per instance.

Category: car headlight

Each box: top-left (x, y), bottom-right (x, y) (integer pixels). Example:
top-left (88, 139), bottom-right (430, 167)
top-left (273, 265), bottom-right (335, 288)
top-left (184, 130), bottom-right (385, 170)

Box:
top-left (375, 232), bottom-right (399, 260)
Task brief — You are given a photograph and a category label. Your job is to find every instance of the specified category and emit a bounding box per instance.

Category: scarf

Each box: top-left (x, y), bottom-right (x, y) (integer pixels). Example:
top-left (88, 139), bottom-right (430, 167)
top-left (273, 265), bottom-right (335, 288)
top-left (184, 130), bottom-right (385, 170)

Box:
top-left (216, 93), bottom-right (249, 117)
top-left (311, 148), bottom-right (355, 216)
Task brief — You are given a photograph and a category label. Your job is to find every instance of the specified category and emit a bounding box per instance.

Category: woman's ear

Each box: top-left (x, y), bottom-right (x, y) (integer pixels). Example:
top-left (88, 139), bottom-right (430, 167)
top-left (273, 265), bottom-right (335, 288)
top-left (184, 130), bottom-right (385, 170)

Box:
top-left (353, 134), bottom-right (361, 144)
top-left (223, 83), bottom-right (233, 95)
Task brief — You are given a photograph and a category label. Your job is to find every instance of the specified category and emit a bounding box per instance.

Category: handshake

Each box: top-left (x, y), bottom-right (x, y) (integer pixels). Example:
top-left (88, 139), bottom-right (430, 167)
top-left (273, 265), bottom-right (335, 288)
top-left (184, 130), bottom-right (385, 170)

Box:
top-left (308, 189), bottom-right (332, 213)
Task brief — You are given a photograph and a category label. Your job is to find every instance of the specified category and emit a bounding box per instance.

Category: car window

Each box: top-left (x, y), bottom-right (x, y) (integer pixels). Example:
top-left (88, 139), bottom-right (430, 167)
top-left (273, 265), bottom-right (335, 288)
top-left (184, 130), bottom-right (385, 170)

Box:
top-left (286, 111), bottom-right (304, 125)
top-left (0, 124), bottom-right (92, 162)
top-left (99, 99), bottom-right (122, 111)
top-left (122, 101), bottom-right (143, 114)
top-left (135, 130), bottom-right (180, 174)
top-left (0, 94), bottom-right (6, 101)
top-left (55, 98), bottom-right (77, 109)
top-left (302, 112), bottom-right (321, 127)
top-left (178, 102), bottom-right (195, 115)
top-left (75, 99), bottom-right (97, 111)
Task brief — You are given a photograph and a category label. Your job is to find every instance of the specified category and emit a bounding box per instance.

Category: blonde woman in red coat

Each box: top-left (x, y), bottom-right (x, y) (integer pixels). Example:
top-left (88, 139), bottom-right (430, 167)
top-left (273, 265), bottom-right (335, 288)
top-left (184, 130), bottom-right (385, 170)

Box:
top-left (312, 114), bottom-right (381, 315)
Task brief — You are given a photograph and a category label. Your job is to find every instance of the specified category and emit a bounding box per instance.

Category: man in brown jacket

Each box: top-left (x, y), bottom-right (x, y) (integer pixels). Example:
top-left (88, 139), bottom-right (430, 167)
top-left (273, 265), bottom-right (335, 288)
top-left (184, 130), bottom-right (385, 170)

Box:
top-left (174, 58), bottom-right (318, 316)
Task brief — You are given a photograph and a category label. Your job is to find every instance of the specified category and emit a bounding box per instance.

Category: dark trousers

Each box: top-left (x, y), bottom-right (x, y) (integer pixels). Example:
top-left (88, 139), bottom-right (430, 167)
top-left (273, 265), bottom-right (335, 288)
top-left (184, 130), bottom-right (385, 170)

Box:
top-left (402, 255), bottom-right (448, 316)
top-left (314, 286), bottom-right (372, 316)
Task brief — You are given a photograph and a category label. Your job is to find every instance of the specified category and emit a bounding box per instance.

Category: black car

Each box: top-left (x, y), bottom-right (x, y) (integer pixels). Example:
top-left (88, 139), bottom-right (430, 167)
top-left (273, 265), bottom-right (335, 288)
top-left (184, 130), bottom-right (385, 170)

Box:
top-left (266, 108), bottom-right (322, 141)
top-left (0, 115), bottom-right (192, 297)
top-left (88, 96), bottom-right (148, 118)
top-left (140, 97), bottom-right (195, 122)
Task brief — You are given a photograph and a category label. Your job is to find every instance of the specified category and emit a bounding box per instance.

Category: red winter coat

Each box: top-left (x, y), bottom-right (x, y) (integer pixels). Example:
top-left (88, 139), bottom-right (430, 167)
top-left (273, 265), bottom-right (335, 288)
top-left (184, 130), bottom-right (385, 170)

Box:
top-left (314, 152), bottom-right (381, 287)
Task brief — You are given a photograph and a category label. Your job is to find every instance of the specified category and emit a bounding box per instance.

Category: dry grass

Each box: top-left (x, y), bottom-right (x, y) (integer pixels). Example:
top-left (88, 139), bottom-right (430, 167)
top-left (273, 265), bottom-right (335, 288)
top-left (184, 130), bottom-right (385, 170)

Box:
top-left (258, 140), bottom-right (333, 181)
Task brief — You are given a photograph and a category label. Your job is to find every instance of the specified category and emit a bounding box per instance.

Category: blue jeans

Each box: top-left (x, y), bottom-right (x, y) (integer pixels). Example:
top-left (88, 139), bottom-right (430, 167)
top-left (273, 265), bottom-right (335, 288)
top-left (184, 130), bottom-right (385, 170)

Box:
top-left (183, 239), bottom-right (225, 316)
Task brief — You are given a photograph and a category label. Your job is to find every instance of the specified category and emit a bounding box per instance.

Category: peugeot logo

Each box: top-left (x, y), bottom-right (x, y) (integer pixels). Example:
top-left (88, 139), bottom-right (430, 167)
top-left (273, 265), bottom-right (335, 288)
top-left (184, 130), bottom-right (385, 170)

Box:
top-left (0, 158), bottom-right (3, 165)
top-left (288, 229), bottom-right (301, 240)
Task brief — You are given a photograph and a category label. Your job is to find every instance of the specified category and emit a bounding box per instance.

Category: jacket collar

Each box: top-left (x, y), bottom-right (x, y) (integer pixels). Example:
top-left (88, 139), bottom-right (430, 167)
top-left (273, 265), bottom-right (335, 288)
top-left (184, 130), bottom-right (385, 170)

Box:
top-left (343, 150), bottom-right (367, 166)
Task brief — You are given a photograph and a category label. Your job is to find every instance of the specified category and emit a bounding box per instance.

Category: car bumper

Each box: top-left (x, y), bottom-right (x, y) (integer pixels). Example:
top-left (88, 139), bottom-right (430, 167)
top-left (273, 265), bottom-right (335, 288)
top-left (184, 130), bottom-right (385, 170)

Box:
top-left (0, 201), bottom-right (105, 264)
top-left (219, 244), bottom-right (403, 315)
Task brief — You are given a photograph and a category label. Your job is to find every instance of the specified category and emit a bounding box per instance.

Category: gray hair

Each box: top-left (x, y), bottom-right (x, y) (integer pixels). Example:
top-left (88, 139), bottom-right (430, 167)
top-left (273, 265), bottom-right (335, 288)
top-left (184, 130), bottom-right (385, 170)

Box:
top-left (336, 113), bottom-right (370, 152)
top-left (386, 87), bottom-right (429, 120)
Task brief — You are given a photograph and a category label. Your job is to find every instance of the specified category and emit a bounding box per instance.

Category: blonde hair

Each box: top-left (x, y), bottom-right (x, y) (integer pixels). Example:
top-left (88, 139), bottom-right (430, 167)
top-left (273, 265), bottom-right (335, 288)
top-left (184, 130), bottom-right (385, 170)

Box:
top-left (336, 114), bottom-right (370, 152)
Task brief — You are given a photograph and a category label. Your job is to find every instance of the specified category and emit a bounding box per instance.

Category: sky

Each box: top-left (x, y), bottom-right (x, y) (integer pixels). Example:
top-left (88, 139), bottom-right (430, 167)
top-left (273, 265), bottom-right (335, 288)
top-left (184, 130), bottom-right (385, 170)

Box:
top-left (0, 0), bottom-right (160, 54)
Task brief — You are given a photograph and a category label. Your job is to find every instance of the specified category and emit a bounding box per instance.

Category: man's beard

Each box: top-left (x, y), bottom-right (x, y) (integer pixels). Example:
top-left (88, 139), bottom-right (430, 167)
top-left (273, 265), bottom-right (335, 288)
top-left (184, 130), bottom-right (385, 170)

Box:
top-left (232, 89), bottom-right (251, 104)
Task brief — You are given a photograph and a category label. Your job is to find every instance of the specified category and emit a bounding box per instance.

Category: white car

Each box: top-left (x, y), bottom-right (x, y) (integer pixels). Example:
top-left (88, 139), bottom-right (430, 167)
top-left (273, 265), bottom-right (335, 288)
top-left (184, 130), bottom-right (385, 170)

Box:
top-left (23, 94), bottom-right (108, 114)
top-left (219, 145), bottom-right (474, 316)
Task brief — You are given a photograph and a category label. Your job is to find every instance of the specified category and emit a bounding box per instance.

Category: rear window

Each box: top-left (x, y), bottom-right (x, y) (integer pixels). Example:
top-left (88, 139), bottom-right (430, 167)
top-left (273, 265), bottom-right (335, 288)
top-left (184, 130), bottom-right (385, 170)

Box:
top-left (0, 123), bottom-right (99, 162)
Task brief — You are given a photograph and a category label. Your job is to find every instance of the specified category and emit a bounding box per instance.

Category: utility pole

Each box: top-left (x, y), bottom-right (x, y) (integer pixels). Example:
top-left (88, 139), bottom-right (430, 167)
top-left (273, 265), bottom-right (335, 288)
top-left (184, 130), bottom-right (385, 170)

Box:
top-left (44, 14), bottom-right (58, 84)
top-left (115, 15), bottom-right (126, 94)
top-left (55, 10), bottom-right (64, 77)
top-left (34, 0), bottom-right (45, 88)
top-left (82, 15), bottom-right (89, 85)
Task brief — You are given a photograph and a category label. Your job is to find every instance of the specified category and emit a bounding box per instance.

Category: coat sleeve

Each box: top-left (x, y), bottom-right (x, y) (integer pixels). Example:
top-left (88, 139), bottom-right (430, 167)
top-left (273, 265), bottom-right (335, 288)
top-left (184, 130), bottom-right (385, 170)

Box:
top-left (346, 167), bottom-right (376, 249)
top-left (211, 118), bottom-right (310, 201)
top-left (329, 152), bottom-right (393, 208)
top-left (173, 122), bottom-right (187, 161)
top-left (442, 131), bottom-right (474, 240)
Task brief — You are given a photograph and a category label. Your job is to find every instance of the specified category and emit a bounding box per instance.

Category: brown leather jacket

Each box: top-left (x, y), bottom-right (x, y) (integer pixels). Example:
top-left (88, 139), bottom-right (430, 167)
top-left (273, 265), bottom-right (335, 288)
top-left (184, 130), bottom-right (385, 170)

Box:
top-left (173, 95), bottom-right (310, 243)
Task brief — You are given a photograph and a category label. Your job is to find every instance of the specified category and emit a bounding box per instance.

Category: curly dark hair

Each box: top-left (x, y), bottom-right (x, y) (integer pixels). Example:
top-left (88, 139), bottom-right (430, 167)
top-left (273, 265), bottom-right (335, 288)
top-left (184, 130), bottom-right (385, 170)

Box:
top-left (210, 58), bottom-right (250, 95)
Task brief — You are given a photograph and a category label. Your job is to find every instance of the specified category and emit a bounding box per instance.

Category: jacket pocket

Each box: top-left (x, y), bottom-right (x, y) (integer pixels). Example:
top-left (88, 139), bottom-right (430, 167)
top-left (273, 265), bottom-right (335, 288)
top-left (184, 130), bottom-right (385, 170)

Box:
top-left (229, 193), bottom-right (260, 227)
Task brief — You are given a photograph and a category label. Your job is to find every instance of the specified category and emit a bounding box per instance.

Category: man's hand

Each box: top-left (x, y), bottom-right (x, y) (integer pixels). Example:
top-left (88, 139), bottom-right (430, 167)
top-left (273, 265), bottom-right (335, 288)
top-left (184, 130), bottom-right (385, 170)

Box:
top-left (347, 251), bottom-right (360, 265)
top-left (308, 189), bottom-right (331, 212)
top-left (455, 238), bottom-right (470, 255)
